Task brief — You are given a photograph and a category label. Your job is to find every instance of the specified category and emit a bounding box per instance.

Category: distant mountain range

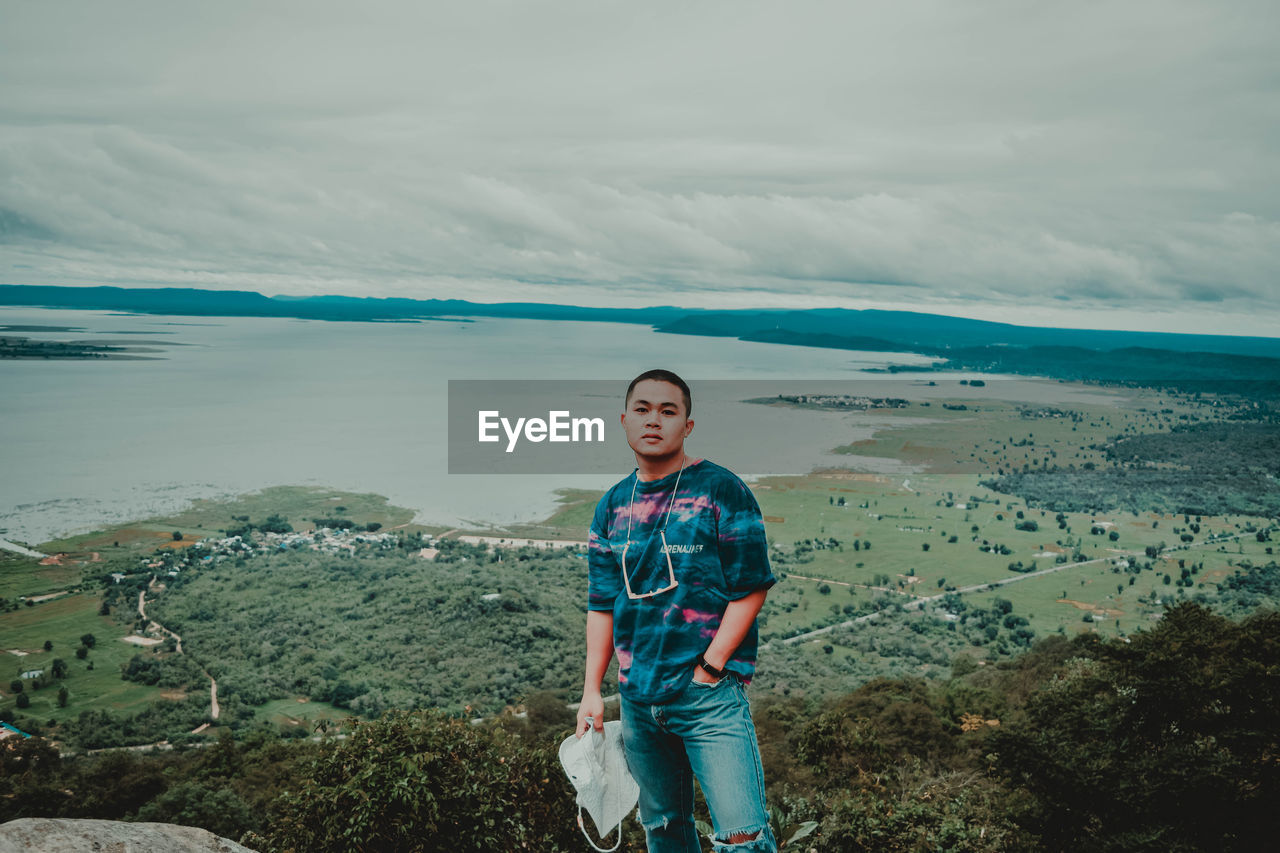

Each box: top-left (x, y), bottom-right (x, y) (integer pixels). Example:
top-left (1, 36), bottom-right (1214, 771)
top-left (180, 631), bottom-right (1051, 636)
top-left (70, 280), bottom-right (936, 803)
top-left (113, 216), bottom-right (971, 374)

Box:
top-left (0, 284), bottom-right (690, 326)
top-left (3, 284), bottom-right (1278, 393)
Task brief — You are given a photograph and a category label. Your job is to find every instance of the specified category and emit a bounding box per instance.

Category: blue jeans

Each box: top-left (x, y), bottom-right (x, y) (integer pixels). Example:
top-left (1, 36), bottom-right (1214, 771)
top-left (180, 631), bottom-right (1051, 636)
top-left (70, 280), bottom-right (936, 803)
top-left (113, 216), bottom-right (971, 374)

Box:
top-left (620, 674), bottom-right (777, 853)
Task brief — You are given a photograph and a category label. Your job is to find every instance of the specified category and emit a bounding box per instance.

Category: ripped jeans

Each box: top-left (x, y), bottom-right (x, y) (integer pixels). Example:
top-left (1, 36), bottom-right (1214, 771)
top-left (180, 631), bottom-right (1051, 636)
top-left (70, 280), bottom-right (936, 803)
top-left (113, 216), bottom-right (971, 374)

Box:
top-left (620, 673), bottom-right (777, 852)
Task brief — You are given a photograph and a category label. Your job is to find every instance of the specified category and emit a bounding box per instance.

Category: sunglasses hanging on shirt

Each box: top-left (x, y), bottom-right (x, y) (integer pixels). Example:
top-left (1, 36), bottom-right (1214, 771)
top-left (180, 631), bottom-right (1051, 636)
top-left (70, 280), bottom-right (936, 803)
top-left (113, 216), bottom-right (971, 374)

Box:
top-left (621, 455), bottom-right (686, 599)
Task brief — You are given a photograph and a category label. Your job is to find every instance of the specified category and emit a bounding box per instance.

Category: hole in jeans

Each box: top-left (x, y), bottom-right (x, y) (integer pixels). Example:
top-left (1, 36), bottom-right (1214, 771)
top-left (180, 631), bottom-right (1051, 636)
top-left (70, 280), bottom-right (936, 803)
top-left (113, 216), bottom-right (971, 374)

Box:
top-left (711, 825), bottom-right (773, 851)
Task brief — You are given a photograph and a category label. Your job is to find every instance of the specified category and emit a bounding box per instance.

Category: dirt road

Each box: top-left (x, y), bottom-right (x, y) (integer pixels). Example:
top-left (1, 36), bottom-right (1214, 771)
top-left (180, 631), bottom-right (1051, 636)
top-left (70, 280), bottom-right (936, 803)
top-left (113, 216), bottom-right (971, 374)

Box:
top-left (137, 585), bottom-right (218, 719)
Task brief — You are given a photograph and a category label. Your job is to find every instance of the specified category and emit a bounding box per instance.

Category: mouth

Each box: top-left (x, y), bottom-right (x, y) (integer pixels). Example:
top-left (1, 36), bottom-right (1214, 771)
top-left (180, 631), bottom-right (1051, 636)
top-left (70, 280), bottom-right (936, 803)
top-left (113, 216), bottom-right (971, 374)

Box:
top-left (642, 434), bottom-right (662, 441)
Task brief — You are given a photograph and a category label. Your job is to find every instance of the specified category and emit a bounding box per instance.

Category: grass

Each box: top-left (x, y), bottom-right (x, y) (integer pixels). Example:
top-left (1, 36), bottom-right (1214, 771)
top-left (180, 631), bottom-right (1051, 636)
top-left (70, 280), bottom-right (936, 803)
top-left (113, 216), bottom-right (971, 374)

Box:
top-left (0, 550), bottom-right (85, 600)
top-left (254, 697), bottom-right (350, 729)
top-left (0, 592), bottom-right (167, 723)
top-left (747, 385), bottom-right (1275, 643)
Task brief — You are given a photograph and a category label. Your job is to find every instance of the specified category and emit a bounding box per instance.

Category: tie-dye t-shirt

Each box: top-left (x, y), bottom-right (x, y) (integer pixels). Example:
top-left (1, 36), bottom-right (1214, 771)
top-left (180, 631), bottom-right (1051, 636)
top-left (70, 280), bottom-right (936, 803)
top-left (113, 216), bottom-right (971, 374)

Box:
top-left (587, 458), bottom-right (776, 704)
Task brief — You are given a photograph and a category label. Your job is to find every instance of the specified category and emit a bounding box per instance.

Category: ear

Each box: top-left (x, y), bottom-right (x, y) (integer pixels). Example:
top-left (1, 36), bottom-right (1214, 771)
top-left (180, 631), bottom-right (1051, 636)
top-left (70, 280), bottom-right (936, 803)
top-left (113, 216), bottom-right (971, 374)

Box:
top-left (684, 418), bottom-right (694, 436)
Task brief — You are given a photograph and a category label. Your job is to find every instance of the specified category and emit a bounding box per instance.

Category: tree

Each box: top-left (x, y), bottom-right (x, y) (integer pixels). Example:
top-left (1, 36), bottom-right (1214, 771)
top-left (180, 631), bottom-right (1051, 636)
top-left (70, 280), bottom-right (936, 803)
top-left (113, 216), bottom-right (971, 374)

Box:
top-left (992, 604), bottom-right (1280, 851)
top-left (259, 514), bottom-right (293, 534)
top-left (51, 659), bottom-right (68, 679)
top-left (15, 693), bottom-right (30, 709)
top-left (136, 781), bottom-right (253, 841)
top-left (75, 646), bottom-right (88, 660)
top-left (56, 687), bottom-right (68, 708)
top-left (80, 633), bottom-right (96, 649)
top-left (172, 531), bottom-right (183, 541)
top-left (42, 640), bottom-right (52, 652)
top-left (921, 542), bottom-right (931, 551)
top-left (8, 680), bottom-right (22, 695)
top-left (522, 690), bottom-right (574, 738)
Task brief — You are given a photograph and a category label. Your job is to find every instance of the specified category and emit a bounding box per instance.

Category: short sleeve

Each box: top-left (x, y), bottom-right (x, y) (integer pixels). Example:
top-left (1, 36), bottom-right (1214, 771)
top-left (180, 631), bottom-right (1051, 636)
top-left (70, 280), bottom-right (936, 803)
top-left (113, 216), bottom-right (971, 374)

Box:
top-left (715, 475), bottom-right (777, 600)
top-left (587, 496), bottom-right (623, 611)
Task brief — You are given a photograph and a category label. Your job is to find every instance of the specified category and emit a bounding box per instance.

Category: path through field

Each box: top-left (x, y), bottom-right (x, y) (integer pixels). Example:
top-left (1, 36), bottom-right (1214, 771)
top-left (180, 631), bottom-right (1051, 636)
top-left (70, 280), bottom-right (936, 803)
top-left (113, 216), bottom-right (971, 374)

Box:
top-left (137, 583), bottom-right (219, 720)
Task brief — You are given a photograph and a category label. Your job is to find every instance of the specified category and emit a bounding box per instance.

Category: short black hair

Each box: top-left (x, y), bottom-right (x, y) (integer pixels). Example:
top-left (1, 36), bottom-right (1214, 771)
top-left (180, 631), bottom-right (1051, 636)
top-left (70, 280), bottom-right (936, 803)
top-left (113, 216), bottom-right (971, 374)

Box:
top-left (625, 369), bottom-right (692, 417)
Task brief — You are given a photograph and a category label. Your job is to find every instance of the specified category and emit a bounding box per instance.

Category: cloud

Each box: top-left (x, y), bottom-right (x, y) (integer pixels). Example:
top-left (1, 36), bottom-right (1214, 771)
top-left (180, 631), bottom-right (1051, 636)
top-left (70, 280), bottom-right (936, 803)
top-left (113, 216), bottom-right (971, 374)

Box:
top-left (0, 0), bottom-right (1277, 333)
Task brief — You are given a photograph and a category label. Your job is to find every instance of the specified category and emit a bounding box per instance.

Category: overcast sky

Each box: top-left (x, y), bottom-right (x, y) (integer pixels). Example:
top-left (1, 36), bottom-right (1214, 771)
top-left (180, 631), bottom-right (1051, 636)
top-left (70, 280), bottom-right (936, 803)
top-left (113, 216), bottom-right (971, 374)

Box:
top-left (1, 1), bottom-right (1277, 335)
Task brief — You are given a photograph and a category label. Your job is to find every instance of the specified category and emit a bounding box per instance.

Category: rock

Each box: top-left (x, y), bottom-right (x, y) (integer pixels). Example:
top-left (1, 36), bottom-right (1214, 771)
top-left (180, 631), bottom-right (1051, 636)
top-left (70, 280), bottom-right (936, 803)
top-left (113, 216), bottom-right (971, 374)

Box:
top-left (0, 818), bottom-right (258, 853)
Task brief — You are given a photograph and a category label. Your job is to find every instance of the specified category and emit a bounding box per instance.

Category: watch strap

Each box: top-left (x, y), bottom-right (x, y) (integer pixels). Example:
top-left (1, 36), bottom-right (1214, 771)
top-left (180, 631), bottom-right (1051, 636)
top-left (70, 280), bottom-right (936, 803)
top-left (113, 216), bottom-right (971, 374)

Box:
top-left (697, 653), bottom-right (728, 680)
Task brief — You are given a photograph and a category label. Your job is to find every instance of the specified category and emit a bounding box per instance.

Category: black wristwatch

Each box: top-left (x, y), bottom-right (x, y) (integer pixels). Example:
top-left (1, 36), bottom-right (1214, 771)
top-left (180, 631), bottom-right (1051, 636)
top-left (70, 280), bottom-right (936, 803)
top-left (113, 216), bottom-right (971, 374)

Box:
top-left (697, 653), bottom-right (728, 680)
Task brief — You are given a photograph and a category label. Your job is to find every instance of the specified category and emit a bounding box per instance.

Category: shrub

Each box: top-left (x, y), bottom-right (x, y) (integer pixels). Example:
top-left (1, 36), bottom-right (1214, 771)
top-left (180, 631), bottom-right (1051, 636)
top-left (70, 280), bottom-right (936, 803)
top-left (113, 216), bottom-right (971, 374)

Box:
top-left (254, 709), bottom-right (580, 852)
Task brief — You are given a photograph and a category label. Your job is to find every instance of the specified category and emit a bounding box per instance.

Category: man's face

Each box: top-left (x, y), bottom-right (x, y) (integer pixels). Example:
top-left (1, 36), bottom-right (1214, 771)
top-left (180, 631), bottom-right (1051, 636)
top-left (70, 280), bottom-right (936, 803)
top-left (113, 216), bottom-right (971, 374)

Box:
top-left (622, 379), bottom-right (693, 460)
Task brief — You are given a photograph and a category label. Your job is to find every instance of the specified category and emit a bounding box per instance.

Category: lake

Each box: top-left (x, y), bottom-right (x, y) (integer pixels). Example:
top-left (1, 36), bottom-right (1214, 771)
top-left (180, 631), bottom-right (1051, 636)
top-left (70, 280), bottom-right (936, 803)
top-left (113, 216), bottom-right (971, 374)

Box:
top-left (0, 306), bottom-right (1123, 544)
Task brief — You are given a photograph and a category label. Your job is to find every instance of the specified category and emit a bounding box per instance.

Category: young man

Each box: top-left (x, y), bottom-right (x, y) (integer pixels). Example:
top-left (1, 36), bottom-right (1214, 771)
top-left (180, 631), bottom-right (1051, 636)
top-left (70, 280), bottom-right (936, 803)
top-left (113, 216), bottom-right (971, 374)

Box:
top-left (577, 369), bottom-right (778, 853)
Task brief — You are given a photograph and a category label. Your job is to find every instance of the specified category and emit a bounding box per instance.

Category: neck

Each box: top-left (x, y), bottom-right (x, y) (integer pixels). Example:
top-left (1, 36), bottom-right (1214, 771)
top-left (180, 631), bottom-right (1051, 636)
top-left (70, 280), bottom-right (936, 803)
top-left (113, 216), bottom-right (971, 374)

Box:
top-left (635, 452), bottom-right (688, 482)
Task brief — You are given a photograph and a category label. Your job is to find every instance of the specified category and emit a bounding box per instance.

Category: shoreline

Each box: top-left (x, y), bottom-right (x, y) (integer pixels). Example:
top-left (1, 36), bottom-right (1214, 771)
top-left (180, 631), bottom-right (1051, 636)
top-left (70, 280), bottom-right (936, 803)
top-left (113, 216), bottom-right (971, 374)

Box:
top-left (5, 380), bottom-right (1153, 550)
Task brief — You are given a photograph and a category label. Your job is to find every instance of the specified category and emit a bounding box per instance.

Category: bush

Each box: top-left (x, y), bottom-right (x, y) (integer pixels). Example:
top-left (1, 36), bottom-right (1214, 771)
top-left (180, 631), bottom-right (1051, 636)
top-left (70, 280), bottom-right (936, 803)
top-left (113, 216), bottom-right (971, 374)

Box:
top-left (254, 709), bottom-right (580, 852)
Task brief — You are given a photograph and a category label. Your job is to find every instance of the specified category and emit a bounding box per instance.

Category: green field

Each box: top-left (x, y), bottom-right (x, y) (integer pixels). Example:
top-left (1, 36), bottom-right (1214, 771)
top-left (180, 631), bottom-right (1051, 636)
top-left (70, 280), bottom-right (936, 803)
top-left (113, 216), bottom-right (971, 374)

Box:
top-left (253, 697), bottom-right (349, 730)
top-left (0, 550), bottom-right (82, 600)
top-left (0, 591), bottom-right (168, 724)
top-left (749, 467), bottom-right (1270, 639)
